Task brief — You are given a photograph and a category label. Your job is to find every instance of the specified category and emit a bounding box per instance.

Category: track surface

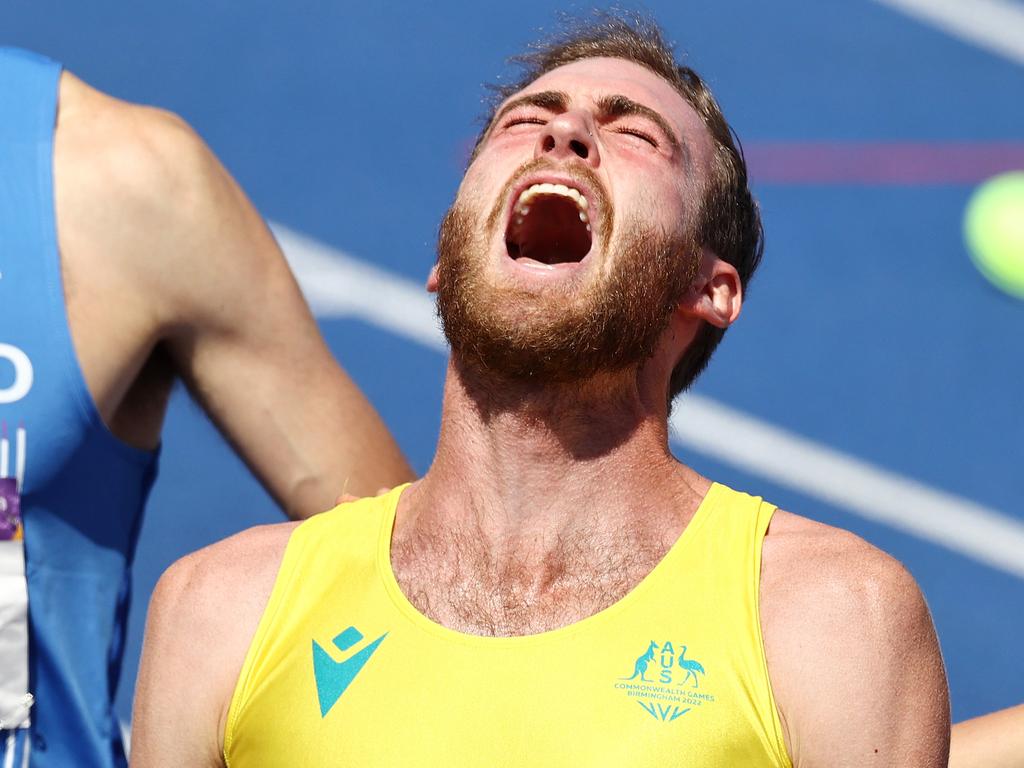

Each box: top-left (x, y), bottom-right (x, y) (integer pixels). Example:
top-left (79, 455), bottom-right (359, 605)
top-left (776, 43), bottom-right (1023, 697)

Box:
top-left (1, 0), bottom-right (1021, 725)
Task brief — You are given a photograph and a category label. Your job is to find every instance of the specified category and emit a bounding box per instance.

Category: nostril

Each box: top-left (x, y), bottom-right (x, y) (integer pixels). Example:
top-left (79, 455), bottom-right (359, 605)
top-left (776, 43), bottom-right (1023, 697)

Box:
top-left (542, 135), bottom-right (555, 152)
top-left (569, 140), bottom-right (589, 159)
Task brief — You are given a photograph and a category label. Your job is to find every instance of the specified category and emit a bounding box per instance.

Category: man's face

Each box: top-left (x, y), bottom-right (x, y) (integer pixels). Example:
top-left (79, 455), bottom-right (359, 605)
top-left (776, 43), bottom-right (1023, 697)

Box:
top-left (436, 57), bottom-right (716, 383)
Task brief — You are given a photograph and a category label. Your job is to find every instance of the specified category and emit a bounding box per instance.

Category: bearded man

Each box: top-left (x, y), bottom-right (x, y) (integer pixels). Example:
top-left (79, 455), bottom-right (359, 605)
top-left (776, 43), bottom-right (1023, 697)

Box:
top-left (130, 15), bottom-right (950, 767)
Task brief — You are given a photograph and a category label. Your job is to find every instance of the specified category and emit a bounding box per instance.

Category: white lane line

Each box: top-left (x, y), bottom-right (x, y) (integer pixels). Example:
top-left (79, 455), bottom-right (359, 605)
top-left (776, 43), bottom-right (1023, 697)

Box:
top-left (872, 0), bottom-right (1024, 67)
top-left (3, 732), bottom-right (14, 768)
top-left (671, 396), bottom-right (1024, 579)
top-left (272, 222), bottom-right (1024, 579)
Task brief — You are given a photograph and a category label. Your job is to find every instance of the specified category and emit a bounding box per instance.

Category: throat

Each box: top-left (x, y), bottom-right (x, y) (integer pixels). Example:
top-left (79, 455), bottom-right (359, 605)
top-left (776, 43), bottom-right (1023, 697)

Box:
top-left (452, 362), bottom-right (652, 454)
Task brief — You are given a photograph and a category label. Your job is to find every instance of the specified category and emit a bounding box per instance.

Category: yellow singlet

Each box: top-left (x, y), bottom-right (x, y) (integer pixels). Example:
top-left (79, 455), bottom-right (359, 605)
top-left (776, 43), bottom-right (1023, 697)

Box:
top-left (224, 483), bottom-right (792, 767)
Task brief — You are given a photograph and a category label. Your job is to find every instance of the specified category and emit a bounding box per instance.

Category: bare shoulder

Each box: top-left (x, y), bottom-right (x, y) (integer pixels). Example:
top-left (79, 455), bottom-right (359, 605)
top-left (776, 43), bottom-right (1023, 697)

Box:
top-left (760, 509), bottom-right (935, 677)
top-left (132, 522), bottom-right (300, 766)
top-left (55, 71), bottom-right (221, 239)
top-left (55, 70), bottom-right (227, 310)
top-left (760, 511), bottom-right (948, 767)
top-left (152, 521), bottom-right (300, 624)
top-left (56, 70), bottom-right (219, 210)
top-left (762, 510), bottom-right (922, 608)
top-left (145, 521), bottom-right (297, 669)
top-left (54, 69), bottom-right (275, 328)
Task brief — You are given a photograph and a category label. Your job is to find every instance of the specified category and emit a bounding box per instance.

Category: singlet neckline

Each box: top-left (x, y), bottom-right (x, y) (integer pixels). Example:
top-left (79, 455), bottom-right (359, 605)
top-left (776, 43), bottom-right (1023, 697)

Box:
top-left (376, 482), bottom-right (722, 648)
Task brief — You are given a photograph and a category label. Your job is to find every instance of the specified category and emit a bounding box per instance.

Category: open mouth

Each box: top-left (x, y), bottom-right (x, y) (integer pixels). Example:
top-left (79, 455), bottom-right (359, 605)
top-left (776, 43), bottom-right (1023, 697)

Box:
top-left (505, 182), bottom-right (593, 267)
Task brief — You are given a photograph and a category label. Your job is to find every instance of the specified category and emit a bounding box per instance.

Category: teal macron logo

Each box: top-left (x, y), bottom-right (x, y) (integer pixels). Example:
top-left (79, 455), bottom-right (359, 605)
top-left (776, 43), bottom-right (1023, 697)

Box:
top-left (312, 625), bottom-right (387, 717)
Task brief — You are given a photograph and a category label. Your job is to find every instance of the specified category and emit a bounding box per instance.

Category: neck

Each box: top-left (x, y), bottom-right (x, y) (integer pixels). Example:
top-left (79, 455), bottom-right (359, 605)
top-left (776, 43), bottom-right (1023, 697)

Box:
top-left (408, 356), bottom-right (706, 552)
top-left (393, 355), bottom-right (711, 636)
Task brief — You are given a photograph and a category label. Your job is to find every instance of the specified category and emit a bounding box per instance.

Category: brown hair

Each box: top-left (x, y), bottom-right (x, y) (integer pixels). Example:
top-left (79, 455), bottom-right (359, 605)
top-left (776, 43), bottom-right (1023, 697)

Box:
top-left (474, 11), bottom-right (764, 400)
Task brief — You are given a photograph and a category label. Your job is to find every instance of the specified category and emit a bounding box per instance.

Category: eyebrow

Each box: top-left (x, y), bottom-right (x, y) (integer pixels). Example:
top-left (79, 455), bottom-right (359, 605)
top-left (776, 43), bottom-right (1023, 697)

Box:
top-left (492, 90), bottom-right (570, 126)
top-left (489, 89), bottom-right (686, 162)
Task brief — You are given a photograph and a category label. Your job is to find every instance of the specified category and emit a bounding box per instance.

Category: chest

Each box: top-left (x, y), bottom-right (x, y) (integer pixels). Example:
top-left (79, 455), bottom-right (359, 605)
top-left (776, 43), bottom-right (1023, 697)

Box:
top-left (391, 539), bottom-right (668, 636)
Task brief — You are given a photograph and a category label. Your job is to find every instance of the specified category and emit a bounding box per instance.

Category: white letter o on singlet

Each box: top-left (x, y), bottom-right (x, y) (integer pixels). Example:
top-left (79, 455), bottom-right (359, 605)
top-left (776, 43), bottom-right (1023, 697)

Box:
top-left (0, 343), bottom-right (34, 405)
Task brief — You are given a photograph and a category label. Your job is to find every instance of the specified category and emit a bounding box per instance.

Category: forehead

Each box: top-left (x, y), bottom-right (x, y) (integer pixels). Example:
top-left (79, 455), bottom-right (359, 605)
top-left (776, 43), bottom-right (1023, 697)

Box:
top-left (506, 57), bottom-right (715, 165)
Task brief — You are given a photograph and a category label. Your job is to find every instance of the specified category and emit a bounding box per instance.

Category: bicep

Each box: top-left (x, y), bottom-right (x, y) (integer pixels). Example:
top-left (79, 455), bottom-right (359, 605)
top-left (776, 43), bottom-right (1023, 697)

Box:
top-left (130, 558), bottom-right (226, 767)
top-left (130, 525), bottom-right (292, 767)
top-left (764, 533), bottom-right (949, 767)
top-left (803, 579), bottom-right (948, 767)
top-left (841, 582), bottom-right (949, 767)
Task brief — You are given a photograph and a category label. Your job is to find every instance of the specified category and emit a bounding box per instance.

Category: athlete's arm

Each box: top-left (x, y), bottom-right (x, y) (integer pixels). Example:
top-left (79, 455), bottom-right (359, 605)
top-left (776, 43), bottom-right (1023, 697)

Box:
top-left (135, 110), bottom-right (413, 515)
top-left (760, 514), bottom-right (950, 767)
top-left (950, 704), bottom-right (1024, 768)
top-left (130, 524), bottom-right (295, 767)
top-left (56, 73), bottom-right (413, 519)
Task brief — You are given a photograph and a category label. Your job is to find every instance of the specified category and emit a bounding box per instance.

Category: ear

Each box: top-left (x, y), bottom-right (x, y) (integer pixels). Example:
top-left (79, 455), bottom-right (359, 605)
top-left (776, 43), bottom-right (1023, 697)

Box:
top-left (426, 263), bottom-right (440, 293)
top-left (678, 250), bottom-right (742, 328)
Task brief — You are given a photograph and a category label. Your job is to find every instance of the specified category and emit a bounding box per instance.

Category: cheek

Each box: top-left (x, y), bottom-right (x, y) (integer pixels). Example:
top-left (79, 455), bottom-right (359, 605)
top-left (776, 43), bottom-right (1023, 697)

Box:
top-left (465, 137), bottom-right (532, 190)
top-left (485, 129), bottom-right (541, 156)
top-left (622, 177), bottom-right (688, 227)
top-left (660, 177), bottom-right (698, 233)
top-left (457, 160), bottom-right (505, 210)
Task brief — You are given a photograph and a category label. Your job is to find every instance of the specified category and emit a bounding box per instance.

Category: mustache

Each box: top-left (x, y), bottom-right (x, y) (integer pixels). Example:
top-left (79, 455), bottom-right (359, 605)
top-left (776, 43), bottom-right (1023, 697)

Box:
top-left (484, 157), bottom-right (612, 238)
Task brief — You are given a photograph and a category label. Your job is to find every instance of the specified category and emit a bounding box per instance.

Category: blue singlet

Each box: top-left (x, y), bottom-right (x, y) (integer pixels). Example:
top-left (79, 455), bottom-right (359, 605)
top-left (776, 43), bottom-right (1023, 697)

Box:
top-left (0, 48), bottom-right (159, 768)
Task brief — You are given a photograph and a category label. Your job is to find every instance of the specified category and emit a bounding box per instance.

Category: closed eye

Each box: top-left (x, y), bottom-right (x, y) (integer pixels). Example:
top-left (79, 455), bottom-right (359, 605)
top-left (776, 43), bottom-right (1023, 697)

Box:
top-left (614, 127), bottom-right (659, 147)
top-left (505, 116), bottom-right (547, 128)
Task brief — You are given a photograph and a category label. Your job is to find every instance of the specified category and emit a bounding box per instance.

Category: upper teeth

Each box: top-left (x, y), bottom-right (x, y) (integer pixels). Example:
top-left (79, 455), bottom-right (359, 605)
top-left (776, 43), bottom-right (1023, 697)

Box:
top-left (515, 183), bottom-right (589, 216)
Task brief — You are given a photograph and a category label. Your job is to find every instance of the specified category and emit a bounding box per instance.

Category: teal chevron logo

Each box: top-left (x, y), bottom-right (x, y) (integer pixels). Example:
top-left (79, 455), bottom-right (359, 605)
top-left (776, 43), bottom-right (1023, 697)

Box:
top-left (638, 701), bottom-right (691, 722)
top-left (312, 625), bottom-right (387, 717)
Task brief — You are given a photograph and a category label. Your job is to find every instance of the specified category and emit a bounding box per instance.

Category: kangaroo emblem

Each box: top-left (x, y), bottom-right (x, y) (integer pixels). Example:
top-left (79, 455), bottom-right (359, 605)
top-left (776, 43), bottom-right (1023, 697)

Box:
top-left (677, 645), bottom-right (706, 688)
top-left (621, 641), bottom-right (658, 681)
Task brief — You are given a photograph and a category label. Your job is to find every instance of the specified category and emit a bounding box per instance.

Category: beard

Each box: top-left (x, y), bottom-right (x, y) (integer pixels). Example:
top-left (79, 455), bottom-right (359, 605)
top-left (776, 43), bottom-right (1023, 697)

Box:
top-left (435, 172), bottom-right (701, 384)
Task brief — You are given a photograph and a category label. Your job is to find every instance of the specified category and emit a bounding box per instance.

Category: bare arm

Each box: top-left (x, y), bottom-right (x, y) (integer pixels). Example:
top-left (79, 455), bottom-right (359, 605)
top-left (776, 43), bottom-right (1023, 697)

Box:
top-left (147, 117), bottom-right (413, 514)
top-left (950, 704), bottom-right (1024, 768)
top-left (57, 75), bottom-right (413, 518)
top-left (761, 514), bottom-right (950, 767)
top-left (130, 524), bottom-right (295, 767)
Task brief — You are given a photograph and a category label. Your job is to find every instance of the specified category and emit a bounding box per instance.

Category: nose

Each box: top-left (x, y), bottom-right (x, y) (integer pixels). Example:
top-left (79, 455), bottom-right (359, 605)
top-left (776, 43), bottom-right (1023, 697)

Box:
top-left (535, 110), bottom-right (600, 166)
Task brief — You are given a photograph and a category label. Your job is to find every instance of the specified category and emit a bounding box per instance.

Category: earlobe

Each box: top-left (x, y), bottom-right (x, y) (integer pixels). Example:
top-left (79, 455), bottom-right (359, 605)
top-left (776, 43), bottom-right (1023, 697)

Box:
top-left (426, 264), bottom-right (440, 293)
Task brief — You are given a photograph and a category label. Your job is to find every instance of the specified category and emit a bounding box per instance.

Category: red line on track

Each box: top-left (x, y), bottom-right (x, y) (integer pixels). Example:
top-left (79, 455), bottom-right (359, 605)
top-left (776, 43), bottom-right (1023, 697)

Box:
top-left (744, 142), bottom-right (1024, 185)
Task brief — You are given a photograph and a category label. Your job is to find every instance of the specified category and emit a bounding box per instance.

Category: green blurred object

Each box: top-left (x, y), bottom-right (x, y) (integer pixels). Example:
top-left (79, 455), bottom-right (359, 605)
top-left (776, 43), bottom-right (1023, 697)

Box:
top-left (964, 171), bottom-right (1024, 300)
